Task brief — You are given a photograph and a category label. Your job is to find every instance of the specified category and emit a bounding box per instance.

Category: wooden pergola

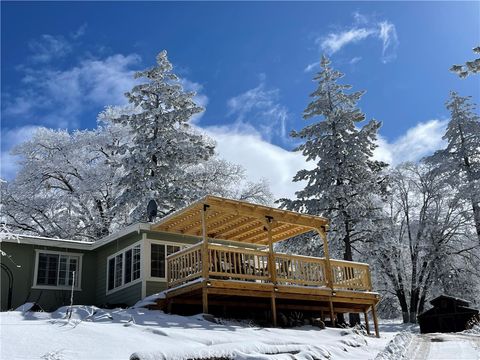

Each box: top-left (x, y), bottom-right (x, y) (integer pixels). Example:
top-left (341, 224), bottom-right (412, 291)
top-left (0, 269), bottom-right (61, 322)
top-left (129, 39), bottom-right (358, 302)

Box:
top-left (152, 195), bottom-right (380, 336)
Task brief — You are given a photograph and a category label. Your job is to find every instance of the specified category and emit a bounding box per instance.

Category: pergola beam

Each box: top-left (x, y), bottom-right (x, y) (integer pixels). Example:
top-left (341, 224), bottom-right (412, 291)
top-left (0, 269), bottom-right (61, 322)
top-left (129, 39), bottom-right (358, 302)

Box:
top-left (152, 195), bottom-right (330, 245)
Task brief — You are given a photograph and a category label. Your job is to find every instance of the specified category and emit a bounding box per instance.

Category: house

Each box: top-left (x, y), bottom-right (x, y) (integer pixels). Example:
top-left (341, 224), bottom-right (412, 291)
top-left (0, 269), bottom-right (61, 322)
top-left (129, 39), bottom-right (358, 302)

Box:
top-left (417, 295), bottom-right (479, 333)
top-left (0, 195), bottom-right (381, 336)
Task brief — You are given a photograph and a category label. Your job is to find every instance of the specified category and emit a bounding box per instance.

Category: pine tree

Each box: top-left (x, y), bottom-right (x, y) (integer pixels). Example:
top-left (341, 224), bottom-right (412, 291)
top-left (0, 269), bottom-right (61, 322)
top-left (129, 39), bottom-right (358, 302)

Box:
top-left (425, 92), bottom-right (480, 241)
top-left (278, 56), bottom-right (387, 325)
top-left (109, 51), bottom-right (215, 222)
top-left (450, 46), bottom-right (480, 78)
top-left (279, 56), bottom-right (386, 261)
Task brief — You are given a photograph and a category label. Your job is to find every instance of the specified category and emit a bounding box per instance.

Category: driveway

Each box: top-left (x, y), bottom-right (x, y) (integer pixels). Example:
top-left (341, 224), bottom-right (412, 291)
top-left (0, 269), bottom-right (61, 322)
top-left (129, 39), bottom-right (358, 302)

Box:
top-left (406, 333), bottom-right (480, 360)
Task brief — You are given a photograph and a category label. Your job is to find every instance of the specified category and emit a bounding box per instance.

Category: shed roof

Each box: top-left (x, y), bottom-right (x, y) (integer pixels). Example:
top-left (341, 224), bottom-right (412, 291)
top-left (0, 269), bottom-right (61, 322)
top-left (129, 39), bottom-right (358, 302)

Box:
top-left (151, 195), bottom-right (329, 245)
top-left (430, 295), bottom-right (471, 308)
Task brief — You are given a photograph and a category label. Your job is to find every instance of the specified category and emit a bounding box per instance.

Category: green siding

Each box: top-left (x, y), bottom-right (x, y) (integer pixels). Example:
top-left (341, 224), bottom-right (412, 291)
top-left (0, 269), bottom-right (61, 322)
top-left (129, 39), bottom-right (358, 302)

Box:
top-left (103, 282), bottom-right (142, 307)
top-left (0, 242), bottom-right (95, 311)
top-left (144, 230), bottom-right (200, 245)
top-left (146, 281), bottom-right (167, 296)
top-left (93, 232), bottom-right (143, 306)
top-left (1, 226), bottom-right (253, 312)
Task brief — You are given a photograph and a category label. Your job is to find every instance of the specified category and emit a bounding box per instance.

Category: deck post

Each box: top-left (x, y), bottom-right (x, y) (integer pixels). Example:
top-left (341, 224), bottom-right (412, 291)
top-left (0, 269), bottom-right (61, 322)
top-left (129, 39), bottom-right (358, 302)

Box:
top-left (363, 311), bottom-right (370, 335)
top-left (201, 204), bottom-right (210, 314)
top-left (266, 216), bottom-right (277, 327)
top-left (329, 300), bottom-right (336, 327)
top-left (371, 304), bottom-right (380, 338)
top-left (317, 226), bottom-right (333, 290)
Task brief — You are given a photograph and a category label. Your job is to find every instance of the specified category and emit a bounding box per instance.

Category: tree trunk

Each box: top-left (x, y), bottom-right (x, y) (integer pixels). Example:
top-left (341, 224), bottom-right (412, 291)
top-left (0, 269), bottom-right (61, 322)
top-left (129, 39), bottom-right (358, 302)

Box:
top-left (471, 200), bottom-right (480, 242)
top-left (409, 287), bottom-right (419, 323)
top-left (396, 289), bottom-right (410, 323)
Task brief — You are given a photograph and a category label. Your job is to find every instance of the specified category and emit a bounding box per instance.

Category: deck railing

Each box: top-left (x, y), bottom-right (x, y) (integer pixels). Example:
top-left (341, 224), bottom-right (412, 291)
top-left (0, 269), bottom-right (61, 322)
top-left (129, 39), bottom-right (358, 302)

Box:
top-left (167, 243), bottom-right (203, 288)
top-left (208, 244), bottom-right (271, 282)
top-left (167, 243), bottom-right (372, 291)
top-left (275, 253), bottom-right (326, 286)
top-left (330, 259), bottom-right (372, 291)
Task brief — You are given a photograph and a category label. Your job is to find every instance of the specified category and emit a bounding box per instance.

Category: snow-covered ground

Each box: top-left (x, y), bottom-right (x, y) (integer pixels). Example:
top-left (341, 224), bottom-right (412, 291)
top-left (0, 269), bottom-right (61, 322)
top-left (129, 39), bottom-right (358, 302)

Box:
top-left (0, 304), bottom-right (407, 360)
top-left (404, 333), bottom-right (480, 360)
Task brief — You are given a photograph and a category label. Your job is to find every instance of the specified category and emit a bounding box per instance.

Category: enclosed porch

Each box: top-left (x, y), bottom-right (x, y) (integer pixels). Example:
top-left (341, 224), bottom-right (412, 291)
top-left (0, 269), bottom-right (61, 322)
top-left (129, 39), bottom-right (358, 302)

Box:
top-left (151, 196), bottom-right (380, 336)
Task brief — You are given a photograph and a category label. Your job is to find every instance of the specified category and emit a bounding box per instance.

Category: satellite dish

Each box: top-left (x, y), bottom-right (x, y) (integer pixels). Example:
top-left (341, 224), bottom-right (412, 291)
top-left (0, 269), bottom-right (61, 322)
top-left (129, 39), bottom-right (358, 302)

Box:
top-left (147, 200), bottom-right (158, 222)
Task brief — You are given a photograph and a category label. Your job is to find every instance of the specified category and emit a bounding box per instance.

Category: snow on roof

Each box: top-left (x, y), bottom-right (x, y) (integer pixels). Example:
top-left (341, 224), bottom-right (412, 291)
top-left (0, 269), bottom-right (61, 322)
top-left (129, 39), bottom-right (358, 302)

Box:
top-left (6, 222), bottom-right (152, 250)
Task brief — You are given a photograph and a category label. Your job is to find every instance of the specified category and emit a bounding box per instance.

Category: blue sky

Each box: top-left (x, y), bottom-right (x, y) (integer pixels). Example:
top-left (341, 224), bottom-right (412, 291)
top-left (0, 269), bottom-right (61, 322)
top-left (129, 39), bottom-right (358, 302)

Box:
top-left (1, 1), bottom-right (479, 198)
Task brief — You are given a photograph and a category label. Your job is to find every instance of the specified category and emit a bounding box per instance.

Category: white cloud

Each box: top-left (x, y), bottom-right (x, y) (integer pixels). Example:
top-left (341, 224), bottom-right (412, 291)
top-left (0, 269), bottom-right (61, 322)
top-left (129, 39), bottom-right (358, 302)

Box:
top-left (203, 124), bottom-right (311, 200)
top-left (28, 34), bottom-right (72, 63)
top-left (378, 21), bottom-right (399, 63)
top-left (226, 80), bottom-right (290, 143)
top-left (201, 119), bottom-right (447, 200)
top-left (0, 125), bottom-right (42, 180)
top-left (71, 23), bottom-right (88, 39)
top-left (309, 13), bottom-right (399, 66)
top-left (349, 56), bottom-right (362, 64)
top-left (319, 28), bottom-right (375, 54)
top-left (304, 61), bottom-right (320, 73)
top-left (353, 11), bottom-right (369, 25)
top-left (374, 119), bottom-right (447, 166)
top-left (4, 53), bottom-right (141, 128)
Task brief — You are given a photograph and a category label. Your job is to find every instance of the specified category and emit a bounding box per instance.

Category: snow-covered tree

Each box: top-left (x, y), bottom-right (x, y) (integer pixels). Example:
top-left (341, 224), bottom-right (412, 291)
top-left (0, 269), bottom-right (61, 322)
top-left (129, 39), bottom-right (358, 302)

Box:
top-left (374, 163), bottom-right (479, 323)
top-left (0, 223), bottom-right (22, 269)
top-left (1, 51), bottom-right (273, 239)
top-left (450, 46), bottom-right (480, 78)
top-left (107, 50), bottom-right (216, 222)
top-left (187, 158), bottom-right (273, 205)
top-left (1, 125), bottom-right (127, 240)
top-left (278, 56), bottom-right (387, 262)
top-left (277, 56), bottom-right (387, 326)
top-left (425, 92), bottom-right (480, 241)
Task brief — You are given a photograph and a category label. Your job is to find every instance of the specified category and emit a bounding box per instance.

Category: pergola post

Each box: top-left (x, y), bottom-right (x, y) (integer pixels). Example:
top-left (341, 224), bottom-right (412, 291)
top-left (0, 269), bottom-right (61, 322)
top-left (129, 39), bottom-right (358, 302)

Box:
top-left (318, 226), bottom-right (335, 327)
top-left (201, 204), bottom-right (209, 314)
top-left (266, 216), bottom-right (277, 327)
top-left (317, 226), bottom-right (333, 289)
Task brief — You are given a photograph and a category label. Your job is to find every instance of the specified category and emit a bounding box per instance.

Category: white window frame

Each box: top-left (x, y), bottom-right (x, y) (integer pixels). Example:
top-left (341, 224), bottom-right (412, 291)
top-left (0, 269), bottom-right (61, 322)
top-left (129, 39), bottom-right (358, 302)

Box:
top-left (106, 241), bottom-right (142, 295)
top-left (145, 239), bottom-right (189, 282)
top-left (32, 249), bottom-right (83, 291)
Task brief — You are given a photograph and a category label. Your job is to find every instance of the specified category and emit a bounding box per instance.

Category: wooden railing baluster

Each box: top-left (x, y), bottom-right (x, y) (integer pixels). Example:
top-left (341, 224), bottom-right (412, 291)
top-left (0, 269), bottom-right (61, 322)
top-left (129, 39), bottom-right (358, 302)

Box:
top-left (166, 243), bottom-right (373, 291)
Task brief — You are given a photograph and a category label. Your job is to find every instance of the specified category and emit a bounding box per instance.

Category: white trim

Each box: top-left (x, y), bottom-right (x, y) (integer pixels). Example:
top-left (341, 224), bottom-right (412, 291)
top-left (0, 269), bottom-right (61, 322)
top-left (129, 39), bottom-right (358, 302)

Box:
top-left (145, 238), bottom-right (188, 282)
top-left (32, 285), bottom-right (83, 291)
top-left (141, 233), bottom-right (147, 298)
top-left (105, 241), bottom-right (142, 296)
top-left (32, 249), bottom-right (83, 290)
top-left (93, 223), bottom-right (150, 250)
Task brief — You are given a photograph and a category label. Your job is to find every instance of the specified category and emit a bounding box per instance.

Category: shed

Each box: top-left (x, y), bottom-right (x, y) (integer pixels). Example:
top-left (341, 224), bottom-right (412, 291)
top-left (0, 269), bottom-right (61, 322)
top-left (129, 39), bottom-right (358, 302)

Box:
top-left (418, 295), bottom-right (479, 333)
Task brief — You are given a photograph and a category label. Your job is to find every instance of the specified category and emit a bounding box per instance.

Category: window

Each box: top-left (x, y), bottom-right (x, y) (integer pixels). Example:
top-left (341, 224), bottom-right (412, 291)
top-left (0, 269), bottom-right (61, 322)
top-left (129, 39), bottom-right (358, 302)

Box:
top-left (107, 243), bottom-right (141, 292)
top-left (34, 251), bottom-right (81, 289)
top-left (150, 243), bottom-right (182, 278)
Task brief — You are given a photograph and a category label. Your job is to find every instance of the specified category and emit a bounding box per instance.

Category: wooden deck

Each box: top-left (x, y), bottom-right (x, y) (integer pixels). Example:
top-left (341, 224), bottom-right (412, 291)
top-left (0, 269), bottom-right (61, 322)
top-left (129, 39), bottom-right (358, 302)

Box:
top-left (150, 196), bottom-right (381, 336)
top-left (160, 242), bottom-right (380, 336)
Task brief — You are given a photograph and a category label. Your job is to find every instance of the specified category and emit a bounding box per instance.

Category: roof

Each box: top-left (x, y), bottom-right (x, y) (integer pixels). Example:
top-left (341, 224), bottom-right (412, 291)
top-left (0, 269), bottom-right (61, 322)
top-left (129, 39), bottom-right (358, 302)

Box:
top-left (6, 223), bottom-right (151, 250)
top-left (6, 196), bottom-right (329, 249)
top-left (430, 295), bottom-right (471, 308)
top-left (151, 195), bottom-right (329, 245)
top-left (418, 305), bottom-right (479, 319)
